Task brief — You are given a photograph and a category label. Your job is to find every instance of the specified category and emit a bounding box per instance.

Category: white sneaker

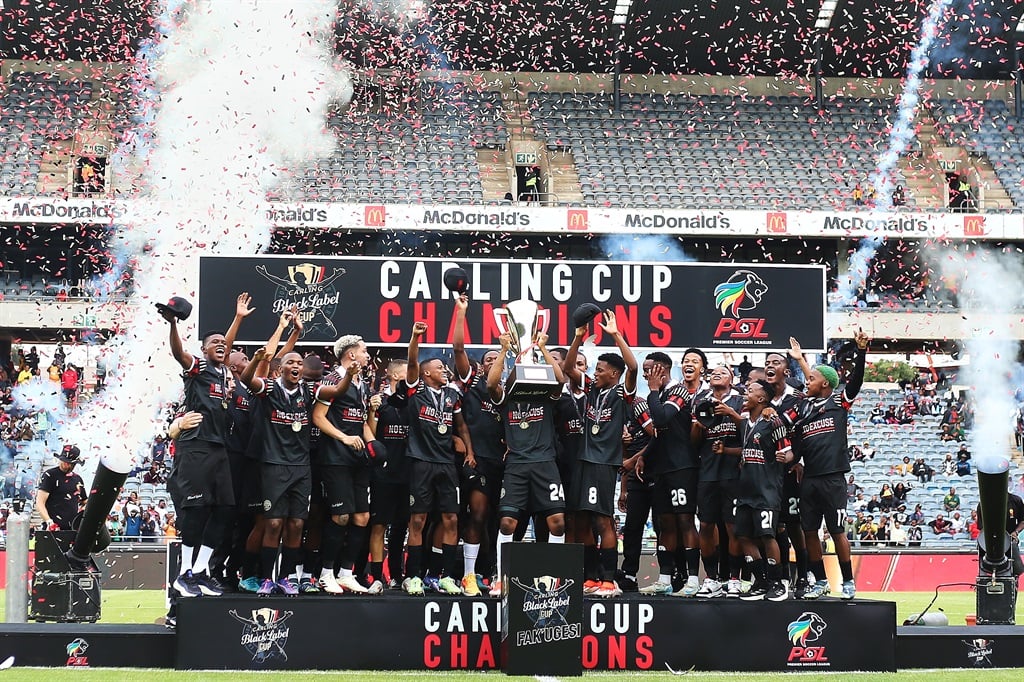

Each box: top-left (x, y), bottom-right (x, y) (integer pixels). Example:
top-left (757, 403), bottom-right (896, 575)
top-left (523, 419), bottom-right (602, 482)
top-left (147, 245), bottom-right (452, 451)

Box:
top-left (695, 578), bottom-right (723, 598)
top-left (595, 580), bottom-right (623, 598)
top-left (403, 576), bottom-right (424, 595)
top-left (366, 580), bottom-right (384, 594)
top-left (674, 575), bottom-right (701, 597)
top-left (638, 580), bottom-right (673, 595)
top-left (488, 579), bottom-right (503, 598)
top-left (319, 572), bottom-right (345, 595)
top-left (726, 579), bottom-right (742, 598)
top-left (338, 574), bottom-right (369, 593)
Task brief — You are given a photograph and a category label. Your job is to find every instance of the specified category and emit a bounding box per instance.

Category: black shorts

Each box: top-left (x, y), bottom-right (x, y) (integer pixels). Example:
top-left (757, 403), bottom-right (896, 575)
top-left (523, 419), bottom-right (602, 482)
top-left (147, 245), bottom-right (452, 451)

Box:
top-left (462, 457), bottom-right (503, 503)
top-left (697, 478), bottom-right (739, 525)
top-left (568, 461), bottom-right (616, 517)
top-left (369, 479), bottom-right (410, 525)
top-left (800, 474), bottom-right (848, 534)
top-left (498, 460), bottom-right (564, 518)
top-left (261, 464), bottom-right (311, 520)
top-left (318, 464), bottom-right (370, 515)
top-left (734, 505), bottom-right (778, 539)
top-left (241, 456), bottom-right (263, 513)
top-left (652, 468), bottom-right (698, 515)
top-left (167, 440), bottom-right (235, 508)
top-left (408, 459), bottom-right (460, 515)
top-left (781, 470), bottom-right (802, 525)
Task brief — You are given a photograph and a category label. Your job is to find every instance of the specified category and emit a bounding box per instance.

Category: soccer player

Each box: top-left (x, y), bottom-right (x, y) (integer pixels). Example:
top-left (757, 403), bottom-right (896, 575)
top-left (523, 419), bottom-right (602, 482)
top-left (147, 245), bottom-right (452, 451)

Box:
top-left (487, 329), bottom-right (567, 597)
top-left (782, 330), bottom-right (869, 600)
top-left (563, 311), bottom-right (638, 598)
top-left (366, 359), bottom-right (410, 589)
top-left (642, 348), bottom-right (707, 597)
top-left (161, 302), bottom-right (237, 598)
top-left (691, 364), bottom-right (744, 598)
top-left (240, 311), bottom-right (316, 595)
top-left (311, 335), bottom-right (377, 594)
top-left (402, 321), bottom-right (475, 596)
top-left (616, 397), bottom-right (655, 593)
top-left (452, 294), bottom-right (505, 595)
top-left (735, 379), bottom-right (792, 601)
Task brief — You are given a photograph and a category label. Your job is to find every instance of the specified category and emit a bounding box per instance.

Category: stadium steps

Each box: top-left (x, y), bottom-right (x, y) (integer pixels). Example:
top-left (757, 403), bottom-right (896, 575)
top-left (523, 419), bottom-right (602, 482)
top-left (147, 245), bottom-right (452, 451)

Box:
top-left (476, 147), bottom-right (513, 201)
top-left (546, 149), bottom-right (584, 205)
top-left (897, 112), bottom-right (946, 209)
top-left (972, 155), bottom-right (1015, 210)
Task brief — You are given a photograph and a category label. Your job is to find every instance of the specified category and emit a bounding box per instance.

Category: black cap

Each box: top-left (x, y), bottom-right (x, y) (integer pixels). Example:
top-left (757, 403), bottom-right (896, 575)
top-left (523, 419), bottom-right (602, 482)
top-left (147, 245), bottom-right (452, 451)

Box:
top-left (365, 439), bottom-right (388, 466)
top-left (572, 302), bottom-right (602, 329)
top-left (156, 296), bottom-right (193, 321)
top-left (693, 399), bottom-right (721, 429)
top-left (57, 444), bottom-right (81, 463)
top-left (442, 267), bottom-right (470, 295)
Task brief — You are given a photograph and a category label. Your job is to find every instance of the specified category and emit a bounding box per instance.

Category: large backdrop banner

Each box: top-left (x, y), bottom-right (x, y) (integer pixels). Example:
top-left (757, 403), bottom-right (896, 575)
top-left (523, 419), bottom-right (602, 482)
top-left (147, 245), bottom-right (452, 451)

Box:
top-left (198, 256), bottom-right (826, 352)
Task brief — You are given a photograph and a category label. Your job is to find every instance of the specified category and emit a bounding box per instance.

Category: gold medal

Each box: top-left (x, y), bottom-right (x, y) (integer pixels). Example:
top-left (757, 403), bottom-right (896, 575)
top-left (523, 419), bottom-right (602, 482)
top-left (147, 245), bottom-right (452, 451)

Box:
top-left (221, 400), bottom-right (229, 409)
top-left (520, 421), bottom-right (529, 430)
top-left (291, 421), bottom-right (302, 432)
top-left (591, 424), bottom-right (600, 435)
top-left (438, 424), bottom-right (448, 435)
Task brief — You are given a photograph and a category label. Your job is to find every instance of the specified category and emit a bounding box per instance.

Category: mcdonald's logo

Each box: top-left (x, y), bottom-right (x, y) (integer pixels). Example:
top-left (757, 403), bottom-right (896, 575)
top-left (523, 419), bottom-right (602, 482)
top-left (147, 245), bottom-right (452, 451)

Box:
top-left (364, 205), bottom-right (386, 227)
top-left (766, 212), bottom-right (787, 234)
top-left (963, 214), bottom-right (987, 237)
top-left (567, 209), bottom-right (589, 231)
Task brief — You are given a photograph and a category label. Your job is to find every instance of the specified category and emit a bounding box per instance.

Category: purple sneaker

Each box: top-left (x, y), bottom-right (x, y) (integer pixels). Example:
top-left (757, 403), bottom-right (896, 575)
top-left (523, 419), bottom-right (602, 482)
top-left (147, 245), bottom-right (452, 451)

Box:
top-left (257, 578), bottom-right (278, 595)
top-left (277, 578), bottom-right (299, 596)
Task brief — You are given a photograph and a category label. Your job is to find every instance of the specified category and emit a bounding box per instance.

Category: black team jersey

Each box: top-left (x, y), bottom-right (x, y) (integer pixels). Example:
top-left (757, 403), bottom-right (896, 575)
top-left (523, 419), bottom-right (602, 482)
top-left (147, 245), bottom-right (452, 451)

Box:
top-left (737, 415), bottom-right (791, 510)
top-left (403, 380), bottom-right (463, 465)
top-left (315, 371), bottom-right (368, 466)
top-left (781, 391), bottom-right (854, 478)
top-left (458, 366), bottom-right (505, 462)
top-left (625, 398), bottom-right (654, 458)
top-left (375, 392), bottom-right (410, 482)
top-left (252, 378), bottom-right (313, 466)
top-left (646, 381), bottom-right (706, 475)
top-left (225, 380), bottom-right (253, 454)
top-left (554, 389), bottom-right (586, 467)
top-left (499, 399), bottom-right (558, 463)
top-left (696, 390), bottom-right (744, 482)
top-left (580, 375), bottom-right (635, 467)
top-left (180, 358), bottom-right (229, 444)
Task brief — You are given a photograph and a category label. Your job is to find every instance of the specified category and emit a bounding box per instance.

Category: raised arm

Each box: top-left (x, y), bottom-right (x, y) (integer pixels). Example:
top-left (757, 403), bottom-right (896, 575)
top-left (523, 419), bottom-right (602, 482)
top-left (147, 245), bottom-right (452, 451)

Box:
top-left (276, 309), bottom-right (303, 359)
top-left (264, 308), bottom-right (295, 363)
top-left (224, 293), bottom-right (254, 352)
top-left (845, 329), bottom-right (869, 400)
top-left (600, 309), bottom-right (638, 394)
top-left (536, 332), bottom-right (566, 387)
top-left (315, 362), bottom-right (358, 403)
top-left (788, 336), bottom-right (813, 383)
top-left (452, 294), bottom-right (472, 381)
top-left (562, 325), bottom-right (586, 388)
top-left (407, 321), bottom-right (427, 385)
top-left (241, 347), bottom-right (269, 393)
top-left (486, 332), bottom-right (513, 403)
top-left (162, 313), bottom-right (193, 369)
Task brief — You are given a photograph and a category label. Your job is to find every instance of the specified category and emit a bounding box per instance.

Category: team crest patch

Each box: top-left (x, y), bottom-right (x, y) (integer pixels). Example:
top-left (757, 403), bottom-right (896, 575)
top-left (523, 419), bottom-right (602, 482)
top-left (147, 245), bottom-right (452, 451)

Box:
top-left (479, 476), bottom-right (486, 488)
top-left (500, 487), bottom-right (506, 498)
top-left (409, 494), bottom-right (416, 506)
top-left (263, 500), bottom-right (272, 512)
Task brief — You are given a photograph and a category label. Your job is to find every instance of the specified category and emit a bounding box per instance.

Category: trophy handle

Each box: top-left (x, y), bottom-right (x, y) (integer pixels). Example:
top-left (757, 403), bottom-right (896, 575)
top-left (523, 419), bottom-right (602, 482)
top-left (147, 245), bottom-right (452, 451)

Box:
top-left (536, 308), bottom-right (550, 337)
top-left (491, 308), bottom-right (520, 356)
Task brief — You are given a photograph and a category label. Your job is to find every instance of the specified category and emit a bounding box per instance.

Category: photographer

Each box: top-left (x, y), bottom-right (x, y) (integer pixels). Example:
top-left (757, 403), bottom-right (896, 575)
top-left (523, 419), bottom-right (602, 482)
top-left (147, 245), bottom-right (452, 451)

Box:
top-left (35, 445), bottom-right (87, 531)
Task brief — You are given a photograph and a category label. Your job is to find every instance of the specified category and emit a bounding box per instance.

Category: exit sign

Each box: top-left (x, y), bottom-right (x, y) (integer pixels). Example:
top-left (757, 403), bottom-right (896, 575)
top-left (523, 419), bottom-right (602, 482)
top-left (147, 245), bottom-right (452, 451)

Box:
top-left (515, 152), bottom-right (538, 165)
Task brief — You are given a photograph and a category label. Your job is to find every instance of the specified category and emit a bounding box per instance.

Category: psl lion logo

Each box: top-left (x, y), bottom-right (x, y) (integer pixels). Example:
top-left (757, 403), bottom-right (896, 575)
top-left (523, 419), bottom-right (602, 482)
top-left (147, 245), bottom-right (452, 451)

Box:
top-left (788, 612), bottom-right (827, 646)
top-left (714, 269), bottom-right (768, 318)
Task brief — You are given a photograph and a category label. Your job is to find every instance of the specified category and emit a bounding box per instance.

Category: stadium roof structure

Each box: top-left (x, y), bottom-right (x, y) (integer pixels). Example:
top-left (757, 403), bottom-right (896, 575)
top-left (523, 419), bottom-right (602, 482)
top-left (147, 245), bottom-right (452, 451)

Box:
top-left (1, 0), bottom-right (1022, 79)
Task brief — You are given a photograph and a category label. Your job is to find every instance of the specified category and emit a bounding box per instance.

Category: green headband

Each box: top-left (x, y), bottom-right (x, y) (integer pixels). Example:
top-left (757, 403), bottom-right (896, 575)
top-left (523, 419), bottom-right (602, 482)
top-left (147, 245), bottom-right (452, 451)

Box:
top-left (816, 365), bottom-right (840, 389)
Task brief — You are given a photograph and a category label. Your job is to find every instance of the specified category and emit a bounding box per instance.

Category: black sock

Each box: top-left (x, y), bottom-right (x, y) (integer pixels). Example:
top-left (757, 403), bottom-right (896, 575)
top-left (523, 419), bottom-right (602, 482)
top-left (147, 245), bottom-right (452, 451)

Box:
top-left (280, 546), bottom-right (301, 578)
top-left (442, 544), bottom-right (460, 579)
top-left (406, 545), bottom-right (424, 579)
top-left (320, 521), bottom-right (346, 572)
top-left (840, 559), bottom-right (854, 582)
top-left (656, 548), bottom-right (676, 577)
top-left (751, 558), bottom-right (766, 582)
top-left (598, 547), bottom-right (618, 582)
top-left (675, 546), bottom-right (689, 578)
top-left (260, 546), bottom-right (279, 581)
top-left (243, 551), bottom-right (260, 579)
top-left (340, 524), bottom-right (369, 571)
top-left (811, 559), bottom-right (827, 582)
top-left (702, 550), bottom-right (720, 581)
top-left (684, 547), bottom-right (700, 578)
top-left (777, 531), bottom-right (791, 581)
top-left (584, 545), bottom-right (601, 581)
top-left (729, 554), bottom-right (742, 580)
top-left (305, 548), bottom-right (322, 577)
top-left (428, 546), bottom-right (444, 577)
top-left (369, 560), bottom-right (384, 582)
top-left (767, 559), bottom-right (781, 583)
top-left (796, 548), bottom-right (809, 581)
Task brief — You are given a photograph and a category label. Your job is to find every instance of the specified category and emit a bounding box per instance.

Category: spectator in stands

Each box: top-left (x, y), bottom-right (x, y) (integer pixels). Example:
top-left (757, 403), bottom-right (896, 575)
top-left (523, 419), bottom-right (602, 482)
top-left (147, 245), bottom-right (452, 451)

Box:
top-left (891, 456), bottom-right (913, 477)
top-left (893, 503), bottom-right (909, 525)
top-left (890, 520), bottom-right (908, 546)
top-left (141, 508), bottom-right (158, 543)
top-left (736, 356), bottom-right (752, 382)
top-left (151, 436), bottom-right (168, 466)
top-left (165, 511), bottom-right (177, 539)
top-left (124, 502), bottom-right (143, 540)
top-left (956, 443), bottom-right (971, 460)
top-left (943, 487), bottom-right (961, 512)
top-left (107, 513), bottom-right (122, 542)
top-left (47, 361), bottom-right (60, 384)
top-left (940, 454), bottom-right (957, 477)
top-left (913, 458), bottom-right (934, 483)
top-left (852, 183), bottom-right (864, 206)
top-left (949, 511), bottom-right (965, 535)
top-left (895, 403), bottom-right (915, 424)
top-left (53, 343), bottom-right (65, 368)
top-left (968, 510), bottom-right (980, 541)
top-left (869, 403), bottom-right (886, 424)
top-left (60, 364), bottom-right (79, 408)
top-left (879, 484), bottom-right (895, 512)
top-left (25, 347), bottom-right (39, 374)
top-left (142, 462), bottom-right (166, 486)
top-left (955, 453), bottom-right (971, 477)
top-left (894, 482), bottom-right (911, 504)
top-left (154, 498), bottom-right (170, 526)
top-left (849, 443), bottom-right (864, 462)
top-left (845, 514), bottom-right (858, 541)
top-left (16, 364), bottom-right (32, 385)
top-left (95, 358), bottom-right (107, 390)
top-left (851, 493), bottom-right (868, 512)
top-left (928, 513), bottom-right (954, 535)
top-left (910, 503), bottom-right (925, 524)
top-left (523, 165), bottom-right (540, 201)
top-left (884, 405), bottom-right (900, 424)
top-left (846, 475), bottom-right (861, 502)
top-left (866, 495), bottom-right (883, 514)
top-left (861, 441), bottom-right (876, 459)
top-left (858, 515), bottom-right (878, 545)
top-left (891, 185), bottom-right (906, 207)
top-left (907, 520), bottom-right (923, 547)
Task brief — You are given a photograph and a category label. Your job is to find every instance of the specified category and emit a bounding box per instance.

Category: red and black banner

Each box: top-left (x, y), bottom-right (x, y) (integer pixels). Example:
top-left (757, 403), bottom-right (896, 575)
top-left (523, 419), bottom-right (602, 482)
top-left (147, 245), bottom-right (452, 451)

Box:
top-left (198, 256), bottom-right (826, 352)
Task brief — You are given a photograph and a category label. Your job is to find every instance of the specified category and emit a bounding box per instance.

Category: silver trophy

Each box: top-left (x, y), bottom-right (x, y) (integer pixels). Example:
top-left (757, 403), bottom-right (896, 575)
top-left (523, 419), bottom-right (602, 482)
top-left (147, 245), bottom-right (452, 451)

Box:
top-left (492, 299), bottom-right (560, 402)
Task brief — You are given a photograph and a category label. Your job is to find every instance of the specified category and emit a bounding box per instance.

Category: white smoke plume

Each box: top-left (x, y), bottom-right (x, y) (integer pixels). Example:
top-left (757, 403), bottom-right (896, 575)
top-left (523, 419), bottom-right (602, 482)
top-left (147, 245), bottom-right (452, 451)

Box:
top-left (70, 0), bottom-right (352, 476)
top-left (836, 0), bottom-right (953, 305)
top-left (938, 247), bottom-right (1024, 473)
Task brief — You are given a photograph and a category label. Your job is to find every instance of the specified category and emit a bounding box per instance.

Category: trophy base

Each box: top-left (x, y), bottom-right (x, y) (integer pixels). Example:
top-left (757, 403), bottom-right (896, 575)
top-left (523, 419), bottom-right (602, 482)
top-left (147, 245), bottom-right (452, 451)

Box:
top-left (505, 364), bottom-right (560, 403)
